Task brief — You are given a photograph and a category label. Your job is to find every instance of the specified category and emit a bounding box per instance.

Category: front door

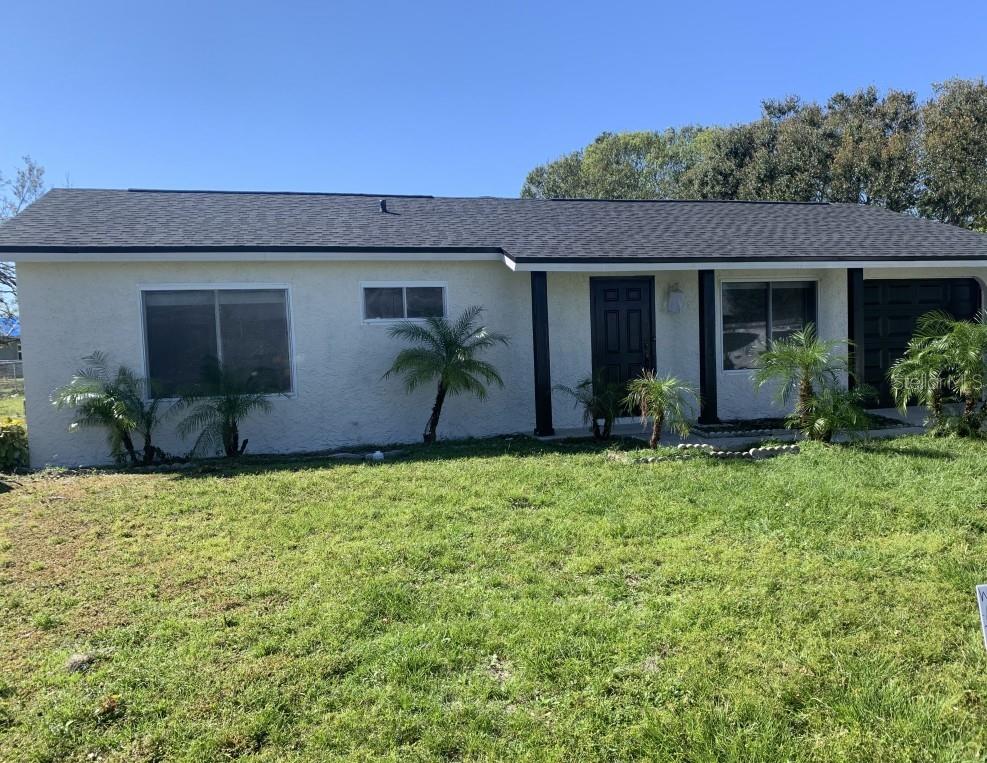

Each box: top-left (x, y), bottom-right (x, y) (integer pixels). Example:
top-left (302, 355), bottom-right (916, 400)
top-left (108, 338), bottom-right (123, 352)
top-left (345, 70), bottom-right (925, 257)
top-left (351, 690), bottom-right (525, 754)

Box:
top-left (590, 277), bottom-right (656, 390)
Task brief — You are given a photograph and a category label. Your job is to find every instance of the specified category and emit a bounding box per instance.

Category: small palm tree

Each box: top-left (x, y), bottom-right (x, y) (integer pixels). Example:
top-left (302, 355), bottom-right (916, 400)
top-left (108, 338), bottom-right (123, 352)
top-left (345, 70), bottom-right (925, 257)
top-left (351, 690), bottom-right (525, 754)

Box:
top-left (888, 335), bottom-right (949, 427)
top-left (52, 351), bottom-right (168, 465)
top-left (911, 310), bottom-right (987, 430)
top-left (384, 306), bottom-right (509, 444)
top-left (174, 357), bottom-right (273, 458)
top-left (555, 371), bottom-right (625, 440)
top-left (753, 323), bottom-right (848, 431)
top-left (622, 371), bottom-right (698, 448)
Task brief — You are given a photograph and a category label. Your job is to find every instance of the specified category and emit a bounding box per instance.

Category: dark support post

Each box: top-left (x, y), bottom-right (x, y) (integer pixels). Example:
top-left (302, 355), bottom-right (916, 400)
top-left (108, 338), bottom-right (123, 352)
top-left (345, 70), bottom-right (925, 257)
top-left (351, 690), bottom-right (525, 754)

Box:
top-left (847, 268), bottom-right (865, 389)
top-left (698, 269), bottom-right (718, 424)
top-left (530, 271), bottom-right (554, 436)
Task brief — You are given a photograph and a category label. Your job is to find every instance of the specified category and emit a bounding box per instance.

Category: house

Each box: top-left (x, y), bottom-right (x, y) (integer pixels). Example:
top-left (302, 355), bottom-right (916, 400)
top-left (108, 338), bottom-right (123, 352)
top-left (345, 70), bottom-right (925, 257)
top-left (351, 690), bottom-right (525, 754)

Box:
top-left (0, 316), bottom-right (22, 365)
top-left (0, 188), bottom-right (985, 467)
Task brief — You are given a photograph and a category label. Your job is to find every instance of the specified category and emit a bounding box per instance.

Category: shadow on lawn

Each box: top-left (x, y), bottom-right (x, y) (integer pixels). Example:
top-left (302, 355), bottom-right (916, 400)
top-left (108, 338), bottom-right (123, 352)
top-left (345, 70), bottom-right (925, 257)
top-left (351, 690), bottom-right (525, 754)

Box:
top-left (851, 440), bottom-right (955, 460)
top-left (154, 434), bottom-right (646, 480)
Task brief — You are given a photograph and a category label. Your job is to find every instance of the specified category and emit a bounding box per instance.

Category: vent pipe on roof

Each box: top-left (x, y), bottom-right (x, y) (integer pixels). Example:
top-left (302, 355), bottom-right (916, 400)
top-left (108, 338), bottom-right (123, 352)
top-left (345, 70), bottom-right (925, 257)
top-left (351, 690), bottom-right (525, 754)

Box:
top-left (379, 199), bottom-right (387, 213)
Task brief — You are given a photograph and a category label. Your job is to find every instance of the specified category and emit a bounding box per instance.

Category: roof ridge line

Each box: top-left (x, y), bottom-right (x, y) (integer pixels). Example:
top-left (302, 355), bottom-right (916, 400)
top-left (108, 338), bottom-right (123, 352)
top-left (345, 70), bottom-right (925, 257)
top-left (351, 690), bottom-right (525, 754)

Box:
top-left (542, 197), bottom-right (830, 205)
top-left (124, 188), bottom-right (435, 198)
top-left (55, 188), bottom-right (833, 205)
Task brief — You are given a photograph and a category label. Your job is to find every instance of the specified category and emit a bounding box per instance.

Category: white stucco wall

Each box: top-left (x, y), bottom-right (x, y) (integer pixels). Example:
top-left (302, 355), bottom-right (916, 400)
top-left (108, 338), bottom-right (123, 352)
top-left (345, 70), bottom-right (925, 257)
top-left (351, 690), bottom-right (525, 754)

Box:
top-left (18, 260), bottom-right (535, 467)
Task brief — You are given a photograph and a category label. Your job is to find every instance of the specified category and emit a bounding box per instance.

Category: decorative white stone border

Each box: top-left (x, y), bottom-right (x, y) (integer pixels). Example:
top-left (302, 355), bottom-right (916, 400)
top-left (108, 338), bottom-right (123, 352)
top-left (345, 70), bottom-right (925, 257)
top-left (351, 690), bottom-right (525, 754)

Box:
top-left (608, 442), bottom-right (800, 464)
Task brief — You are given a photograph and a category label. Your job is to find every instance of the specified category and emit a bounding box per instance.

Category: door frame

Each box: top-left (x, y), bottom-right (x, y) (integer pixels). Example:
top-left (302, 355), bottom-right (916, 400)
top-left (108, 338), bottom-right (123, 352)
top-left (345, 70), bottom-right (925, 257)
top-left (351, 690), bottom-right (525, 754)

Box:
top-left (588, 275), bottom-right (658, 387)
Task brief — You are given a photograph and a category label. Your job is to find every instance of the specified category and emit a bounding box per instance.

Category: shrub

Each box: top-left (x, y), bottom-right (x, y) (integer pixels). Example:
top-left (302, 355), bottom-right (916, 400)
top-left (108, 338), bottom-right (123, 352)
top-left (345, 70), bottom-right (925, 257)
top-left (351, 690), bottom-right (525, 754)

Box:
top-left (793, 386), bottom-right (873, 443)
top-left (555, 372), bottom-right (624, 440)
top-left (0, 417), bottom-right (28, 471)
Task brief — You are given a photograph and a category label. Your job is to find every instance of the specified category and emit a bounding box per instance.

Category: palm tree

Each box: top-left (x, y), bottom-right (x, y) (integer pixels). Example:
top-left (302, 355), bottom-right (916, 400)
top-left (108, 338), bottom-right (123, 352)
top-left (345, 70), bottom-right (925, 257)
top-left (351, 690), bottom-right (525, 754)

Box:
top-left (910, 310), bottom-right (987, 430)
top-left (555, 371), bottom-right (625, 440)
top-left (622, 371), bottom-right (698, 448)
top-left (174, 357), bottom-right (273, 458)
top-left (384, 306), bottom-right (509, 444)
top-left (888, 335), bottom-right (949, 427)
top-left (752, 323), bottom-right (848, 431)
top-left (52, 351), bottom-right (168, 465)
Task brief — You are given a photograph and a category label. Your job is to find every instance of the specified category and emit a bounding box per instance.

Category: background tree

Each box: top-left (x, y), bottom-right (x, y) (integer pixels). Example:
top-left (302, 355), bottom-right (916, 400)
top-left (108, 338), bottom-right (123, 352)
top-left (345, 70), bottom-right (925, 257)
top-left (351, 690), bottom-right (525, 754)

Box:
top-left (0, 156), bottom-right (46, 317)
top-left (384, 306), bottom-right (509, 445)
top-left (522, 128), bottom-right (705, 200)
top-left (687, 98), bottom-right (832, 202)
top-left (919, 79), bottom-right (987, 231)
top-left (519, 79), bottom-right (983, 231)
top-left (826, 88), bottom-right (920, 210)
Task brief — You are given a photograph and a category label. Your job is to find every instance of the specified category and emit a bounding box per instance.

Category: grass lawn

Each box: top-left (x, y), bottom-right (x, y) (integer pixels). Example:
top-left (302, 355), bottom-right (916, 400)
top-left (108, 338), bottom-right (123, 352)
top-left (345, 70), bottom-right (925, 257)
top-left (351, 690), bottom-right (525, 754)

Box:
top-left (2, 436), bottom-right (987, 761)
top-left (0, 392), bottom-right (24, 419)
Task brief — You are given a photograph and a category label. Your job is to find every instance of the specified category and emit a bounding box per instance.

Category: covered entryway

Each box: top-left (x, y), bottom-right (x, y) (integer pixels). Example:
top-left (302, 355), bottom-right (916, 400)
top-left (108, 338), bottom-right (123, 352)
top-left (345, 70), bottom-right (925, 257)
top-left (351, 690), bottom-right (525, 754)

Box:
top-left (863, 278), bottom-right (982, 406)
top-left (589, 277), bottom-right (657, 387)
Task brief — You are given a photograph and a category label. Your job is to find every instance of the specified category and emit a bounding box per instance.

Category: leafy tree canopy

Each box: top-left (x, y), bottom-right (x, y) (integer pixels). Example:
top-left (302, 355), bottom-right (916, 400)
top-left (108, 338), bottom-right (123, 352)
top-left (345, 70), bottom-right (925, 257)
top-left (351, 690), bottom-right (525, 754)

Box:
top-left (521, 79), bottom-right (986, 231)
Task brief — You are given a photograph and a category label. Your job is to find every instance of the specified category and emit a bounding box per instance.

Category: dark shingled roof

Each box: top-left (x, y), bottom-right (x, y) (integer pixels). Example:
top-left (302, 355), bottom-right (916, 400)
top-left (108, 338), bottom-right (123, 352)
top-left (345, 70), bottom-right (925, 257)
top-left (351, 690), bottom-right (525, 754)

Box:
top-left (0, 188), bottom-right (985, 263)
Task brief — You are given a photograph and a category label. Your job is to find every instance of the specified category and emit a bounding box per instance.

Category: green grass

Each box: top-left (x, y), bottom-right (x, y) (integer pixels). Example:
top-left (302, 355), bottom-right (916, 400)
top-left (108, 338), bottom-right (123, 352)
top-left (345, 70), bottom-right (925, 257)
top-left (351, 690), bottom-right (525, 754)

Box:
top-left (2, 435), bottom-right (987, 761)
top-left (0, 392), bottom-right (24, 419)
top-left (0, 379), bottom-right (25, 419)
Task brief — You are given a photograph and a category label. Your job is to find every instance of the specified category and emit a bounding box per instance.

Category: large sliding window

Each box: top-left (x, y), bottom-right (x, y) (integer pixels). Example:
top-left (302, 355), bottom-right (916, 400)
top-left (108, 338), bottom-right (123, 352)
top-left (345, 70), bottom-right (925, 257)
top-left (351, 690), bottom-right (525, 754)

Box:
top-left (722, 281), bottom-right (817, 370)
top-left (143, 288), bottom-right (292, 397)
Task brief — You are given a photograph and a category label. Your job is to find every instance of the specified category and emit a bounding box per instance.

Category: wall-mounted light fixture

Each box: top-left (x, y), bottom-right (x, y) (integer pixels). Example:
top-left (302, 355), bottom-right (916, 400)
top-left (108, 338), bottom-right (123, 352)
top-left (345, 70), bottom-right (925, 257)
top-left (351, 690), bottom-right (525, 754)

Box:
top-left (666, 282), bottom-right (685, 314)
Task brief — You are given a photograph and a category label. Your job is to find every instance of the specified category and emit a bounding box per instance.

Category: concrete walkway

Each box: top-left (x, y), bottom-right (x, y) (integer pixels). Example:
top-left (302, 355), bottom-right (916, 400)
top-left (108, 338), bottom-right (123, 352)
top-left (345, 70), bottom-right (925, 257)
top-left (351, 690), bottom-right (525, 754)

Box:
top-left (540, 407), bottom-right (927, 449)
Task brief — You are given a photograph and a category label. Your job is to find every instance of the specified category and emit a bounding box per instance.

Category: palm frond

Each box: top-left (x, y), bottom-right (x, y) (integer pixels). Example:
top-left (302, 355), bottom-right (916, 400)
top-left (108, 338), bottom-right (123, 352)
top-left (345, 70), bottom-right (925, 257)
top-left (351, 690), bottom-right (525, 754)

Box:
top-left (385, 305), bottom-right (509, 403)
top-left (173, 358), bottom-right (275, 456)
top-left (176, 405), bottom-right (219, 439)
top-left (384, 306), bottom-right (510, 441)
top-left (752, 323), bottom-right (848, 404)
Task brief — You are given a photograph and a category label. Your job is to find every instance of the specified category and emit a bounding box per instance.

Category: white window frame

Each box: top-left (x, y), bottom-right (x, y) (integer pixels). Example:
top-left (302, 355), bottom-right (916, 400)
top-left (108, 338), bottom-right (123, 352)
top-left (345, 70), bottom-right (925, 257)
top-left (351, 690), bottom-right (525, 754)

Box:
top-left (718, 276), bottom-right (820, 374)
top-left (138, 282), bottom-right (296, 398)
top-left (360, 281), bottom-right (448, 324)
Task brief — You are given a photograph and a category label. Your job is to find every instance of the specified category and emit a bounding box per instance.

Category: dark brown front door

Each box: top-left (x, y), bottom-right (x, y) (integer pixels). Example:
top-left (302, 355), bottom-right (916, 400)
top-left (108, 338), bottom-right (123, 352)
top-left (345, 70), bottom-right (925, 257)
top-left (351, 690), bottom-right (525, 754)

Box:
top-left (590, 277), bottom-right (656, 389)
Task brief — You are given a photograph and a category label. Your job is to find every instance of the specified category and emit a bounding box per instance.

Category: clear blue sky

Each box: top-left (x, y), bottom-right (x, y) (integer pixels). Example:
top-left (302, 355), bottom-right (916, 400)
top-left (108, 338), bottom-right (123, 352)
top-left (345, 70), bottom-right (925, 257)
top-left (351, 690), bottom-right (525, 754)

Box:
top-left (4, 0), bottom-right (985, 198)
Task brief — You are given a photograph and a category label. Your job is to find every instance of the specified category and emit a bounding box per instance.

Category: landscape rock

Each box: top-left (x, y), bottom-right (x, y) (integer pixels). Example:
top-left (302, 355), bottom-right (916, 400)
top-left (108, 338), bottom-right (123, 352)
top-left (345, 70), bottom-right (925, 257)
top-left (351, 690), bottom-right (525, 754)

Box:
top-left (66, 653), bottom-right (95, 673)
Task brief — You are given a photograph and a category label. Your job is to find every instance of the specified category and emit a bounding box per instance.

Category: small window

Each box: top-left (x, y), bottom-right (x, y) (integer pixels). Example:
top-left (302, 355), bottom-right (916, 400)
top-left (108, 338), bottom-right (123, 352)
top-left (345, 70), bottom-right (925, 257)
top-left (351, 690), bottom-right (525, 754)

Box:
top-left (363, 285), bottom-right (445, 321)
top-left (722, 281), bottom-right (816, 370)
top-left (143, 288), bottom-right (292, 397)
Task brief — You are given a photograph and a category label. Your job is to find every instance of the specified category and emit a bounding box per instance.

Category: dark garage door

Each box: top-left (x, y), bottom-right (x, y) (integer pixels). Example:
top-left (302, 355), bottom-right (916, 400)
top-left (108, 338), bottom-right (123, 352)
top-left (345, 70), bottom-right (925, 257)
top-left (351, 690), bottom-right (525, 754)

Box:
top-left (863, 278), bottom-right (982, 406)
